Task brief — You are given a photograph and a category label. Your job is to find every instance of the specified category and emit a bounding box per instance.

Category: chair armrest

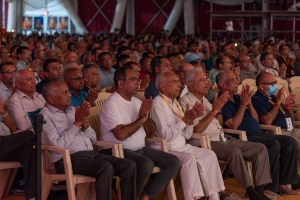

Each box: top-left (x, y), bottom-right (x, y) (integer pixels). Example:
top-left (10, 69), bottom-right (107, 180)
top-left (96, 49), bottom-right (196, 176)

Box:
top-left (12, 130), bottom-right (23, 134)
top-left (293, 121), bottom-right (300, 126)
top-left (146, 137), bottom-right (169, 153)
top-left (223, 129), bottom-right (247, 141)
top-left (95, 141), bottom-right (121, 158)
top-left (192, 133), bottom-right (211, 150)
top-left (259, 124), bottom-right (282, 135)
top-left (42, 145), bottom-right (69, 154)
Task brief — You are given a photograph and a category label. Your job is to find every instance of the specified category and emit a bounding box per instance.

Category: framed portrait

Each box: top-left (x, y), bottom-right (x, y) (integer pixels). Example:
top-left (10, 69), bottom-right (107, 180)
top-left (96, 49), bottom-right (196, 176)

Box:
top-left (34, 17), bottom-right (43, 30)
top-left (59, 17), bottom-right (68, 30)
top-left (48, 17), bottom-right (57, 30)
top-left (23, 17), bottom-right (32, 30)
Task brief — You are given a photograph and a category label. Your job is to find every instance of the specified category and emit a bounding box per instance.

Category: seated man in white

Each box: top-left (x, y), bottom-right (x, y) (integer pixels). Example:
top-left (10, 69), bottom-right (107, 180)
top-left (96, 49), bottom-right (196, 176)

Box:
top-left (150, 70), bottom-right (225, 200)
top-left (40, 79), bottom-right (136, 200)
top-left (7, 69), bottom-right (45, 131)
top-left (99, 66), bottom-right (180, 200)
top-left (179, 68), bottom-right (273, 200)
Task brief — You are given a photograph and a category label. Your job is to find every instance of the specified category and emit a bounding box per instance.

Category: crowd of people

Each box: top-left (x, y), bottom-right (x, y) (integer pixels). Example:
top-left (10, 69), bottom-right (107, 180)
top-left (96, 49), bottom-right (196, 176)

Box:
top-left (0, 29), bottom-right (300, 200)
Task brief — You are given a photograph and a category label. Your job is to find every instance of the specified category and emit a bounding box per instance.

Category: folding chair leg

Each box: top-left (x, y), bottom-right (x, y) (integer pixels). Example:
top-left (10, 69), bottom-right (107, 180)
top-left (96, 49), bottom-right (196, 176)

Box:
top-left (0, 169), bottom-right (11, 199)
top-left (166, 179), bottom-right (177, 200)
top-left (77, 182), bottom-right (91, 200)
top-left (174, 174), bottom-right (182, 197)
top-left (3, 168), bottom-right (19, 198)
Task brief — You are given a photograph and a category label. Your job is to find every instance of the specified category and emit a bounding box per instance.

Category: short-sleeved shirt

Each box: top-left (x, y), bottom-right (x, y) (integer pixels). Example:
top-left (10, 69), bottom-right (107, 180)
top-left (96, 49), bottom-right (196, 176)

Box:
top-left (16, 60), bottom-right (29, 71)
top-left (251, 90), bottom-right (293, 128)
top-left (220, 93), bottom-right (261, 138)
top-left (239, 70), bottom-right (256, 82)
top-left (69, 90), bottom-right (88, 107)
top-left (97, 67), bottom-right (115, 89)
top-left (144, 76), bottom-right (159, 100)
top-left (99, 92), bottom-right (146, 151)
top-left (82, 85), bottom-right (92, 94)
top-left (0, 81), bottom-right (12, 101)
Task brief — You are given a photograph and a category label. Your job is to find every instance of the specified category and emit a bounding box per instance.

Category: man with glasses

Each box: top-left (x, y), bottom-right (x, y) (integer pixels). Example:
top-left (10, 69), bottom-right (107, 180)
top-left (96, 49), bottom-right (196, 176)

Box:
top-left (16, 47), bottom-right (39, 71)
top-left (36, 59), bottom-right (62, 94)
top-left (140, 56), bottom-right (153, 84)
top-left (34, 48), bottom-right (45, 61)
top-left (100, 66), bottom-right (180, 200)
top-left (98, 52), bottom-right (116, 89)
top-left (260, 52), bottom-right (286, 78)
top-left (64, 68), bottom-right (100, 107)
top-left (236, 54), bottom-right (256, 82)
top-left (277, 44), bottom-right (293, 75)
top-left (168, 55), bottom-right (181, 75)
top-left (144, 56), bottom-right (172, 99)
top-left (217, 70), bottom-right (299, 196)
top-left (0, 62), bottom-right (17, 101)
top-left (210, 56), bottom-right (238, 85)
top-left (134, 42), bottom-right (144, 62)
top-left (178, 63), bottom-right (194, 98)
top-left (179, 68), bottom-right (272, 200)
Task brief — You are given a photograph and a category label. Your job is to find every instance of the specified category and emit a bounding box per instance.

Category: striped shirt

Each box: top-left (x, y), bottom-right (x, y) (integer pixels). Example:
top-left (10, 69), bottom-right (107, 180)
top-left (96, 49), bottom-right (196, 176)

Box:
top-left (97, 67), bottom-right (115, 89)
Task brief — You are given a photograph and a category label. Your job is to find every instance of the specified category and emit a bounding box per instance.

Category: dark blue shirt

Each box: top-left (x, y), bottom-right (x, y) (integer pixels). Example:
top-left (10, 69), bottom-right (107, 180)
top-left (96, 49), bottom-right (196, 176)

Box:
top-left (220, 93), bottom-right (261, 138)
top-left (69, 90), bottom-right (88, 107)
top-left (82, 85), bottom-right (91, 94)
top-left (36, 79), bottom-right (48, 94)
top-left (252, 90), bottom-right (293, 128)
top-left (144, 76), bottom-right (159, 100)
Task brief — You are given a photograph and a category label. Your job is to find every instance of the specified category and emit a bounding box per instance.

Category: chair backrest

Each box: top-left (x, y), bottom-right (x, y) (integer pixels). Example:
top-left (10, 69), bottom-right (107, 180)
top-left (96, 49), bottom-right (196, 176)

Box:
top-left (290, 82), bottom-right (300, 104)
top-left (134, 92), bottom-right (144, 100)
top-left (94, 92), bottom-right (111, 107)
top-left (275, 78), bottom-right (289, 104)
top-left (289, 76), bottom-right (300, 84)
top-left (87, 106), bottom-right (102, 140)
top-left (101, 86), bottom-right (112, 93)
top-left (236, 84), bottom-right (243, 94)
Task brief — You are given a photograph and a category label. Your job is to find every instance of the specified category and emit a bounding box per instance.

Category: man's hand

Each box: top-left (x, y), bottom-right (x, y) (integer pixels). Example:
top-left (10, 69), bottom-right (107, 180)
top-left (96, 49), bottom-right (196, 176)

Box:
top-left (139, 97), bottom-right (153, 122)
top-left (278, 63), bottom-right (287, 79)
top-left (85, 87), bottom-right (101, 106)
top-left (233, 66), bottom-right (240, 76)
top-left (106, 85), bottom-right (115, 93)
top-left (275, 87), bottom-right (284, 104)
top-left (182, 102), bottom-right (205, 124)
top-left (239, 84), bottom-right (253, 106)
top-left (29, 59), bottom-right (40, 71)
top-left (286, 92), bottom-right (296, 106)
top-left (211, 92), bottom-right (229, 114)
top-left (0, 97), bottom-right (5, 115)
top-left (140, 75), bottom-right (150, 91)
top-left (74, 101), bottom-right (91, 127)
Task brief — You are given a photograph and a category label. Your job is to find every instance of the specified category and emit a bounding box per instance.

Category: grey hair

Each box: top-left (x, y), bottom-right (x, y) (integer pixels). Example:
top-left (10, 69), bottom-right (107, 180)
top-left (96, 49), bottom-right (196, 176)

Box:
top-left (41, 79), bottom-right (64, 100)
top-left (44, 49), bottom-right (55, 60)
top-left (63, 61), bottom-right (78, 71)
top-left (34, 48), bottom-right (43, 56)
top-left (55, 38), bottom-right (62, 44)
top-left (216, 69), bottom-right (231, 89)
top-left (82, 64), bottom-right (97, 76)
top-left (13, 70), bottom-right (23, 83)
top-left (186, 68), bottom-right (203, 85)
top-left (155, 70), bottom-right (174, 92)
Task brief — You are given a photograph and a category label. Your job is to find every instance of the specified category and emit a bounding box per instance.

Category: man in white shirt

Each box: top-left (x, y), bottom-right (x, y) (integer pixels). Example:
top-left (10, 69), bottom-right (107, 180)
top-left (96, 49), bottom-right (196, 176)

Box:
top-left (133, 42), bottom-right (144, 63)
top-left (16, 47), bottom-right (39, 71)
top-left (40, 79), bottom-right (136, 200)
top-left (256, 45), bottom-right (279, 72)
top-left (0, 61), bottom-right (16, 101)
top-left (7, 69), bottom-right (45, 131)
top-left (100, 66), bottom-right (180, 200)
top-left (259, 52), bottom-right (286, 78)
top-left (179, 68), bottom-right (273, 200)
top-left (150, 70), bottom-right (225, 200)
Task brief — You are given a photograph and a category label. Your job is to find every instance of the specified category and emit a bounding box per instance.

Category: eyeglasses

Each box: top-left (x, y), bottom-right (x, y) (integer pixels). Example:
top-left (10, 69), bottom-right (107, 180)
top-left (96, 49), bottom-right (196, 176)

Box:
top-left (260, 80), bottom-right (277, 86)
top-left (67, 76), bottom-right (85, 82)
top-left (164, 80), bottom-right (181, 85)
top-left (119, 77), bottom-right (141, 84)
top-left (1, 70), bottom-right (17, 74)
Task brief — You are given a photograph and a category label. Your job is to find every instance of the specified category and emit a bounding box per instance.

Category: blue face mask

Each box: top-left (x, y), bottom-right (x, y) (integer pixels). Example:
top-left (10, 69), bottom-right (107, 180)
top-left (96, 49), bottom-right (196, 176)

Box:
top-left (266, 85), bottom-right (278, 96)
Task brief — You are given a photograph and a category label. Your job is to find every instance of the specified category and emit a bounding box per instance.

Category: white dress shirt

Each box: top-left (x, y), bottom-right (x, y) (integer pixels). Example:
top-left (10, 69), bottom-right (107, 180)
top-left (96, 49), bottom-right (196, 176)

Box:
top-left (41, 104), bottom-right (96, 163)
top-left (134, 50), bottom-right (142, 62)
top-left (7, 90), bottom-right (46, 131)
top-left (179, 91), bottom-right (226, 142)
top-left (99, 92), bottom-right (146, 151)
top-left (150, 93), bottom-right (193, 151)
top-left (0, 81), bottom-right (12, 101)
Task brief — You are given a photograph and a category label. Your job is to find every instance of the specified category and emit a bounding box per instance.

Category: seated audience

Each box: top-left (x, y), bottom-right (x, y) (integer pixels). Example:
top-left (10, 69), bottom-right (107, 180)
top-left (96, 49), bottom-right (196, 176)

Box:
top-left (91, 48), bottom-right (103, 67)
top-left (144, 56), bottom-right (172, 99)
top-left (294, 49), bottom-right (300, 76)
top-left (100, 66), bottom-right (180, 200)
top-left (0, 62), bottom-right (16, 100)
top-left (55, 51), bottom-right (64, 67)
top-left (63, 60), bottom-right (79, 72)
top-left (44, 49), bottom-right (57, 60)
top-left (36, 59), bottom-right (62, 94)
top-left (277, 44), bottom-right (293, 75)
top-left (256, 45), bottom-right (279, 72)
top-left (64, 51), bottom-right (78, 62)
top-left (236, 54), bottom-right (256, 82)
top-left (140, 56), bottom-right (154, 83)
top-left (82, 64), bottom-right (100, 93)
top-left (35, 62), bottom-right (45, 84)
top-left (150, 70), bottom-right (225, 200)
top-left (260, 52), bottom-right (286, 78)
top-left (7, 69), bottom-right (45, 131)
top-left (0, 46), bottom-right (8, 60)
top-left (158, 45), bottom-right (168, 56)
top-left (34, 48), bottom-right (45, 61)
top-left (122, 62), bottom-right (150, 91)
top-left (217, 70), bottom-right (300, 195)
top-left (134, 42), bottom-right (144, 62)
top-left (221, 44), bottom-right (236, 65)
top-left (98, 52), bottom-right (116, 89)
top-left (40, 79), bottom-right (136, 200)
top-left (168, 54), bottom-right (181, 75)
top-left (210, 56), bottom-right (237, 84)
top-left (113, 54), bottom-right (132, 70)
top-left (64, 68), bottom-right (100, 107)
top-left (178, 63), bottom-right (194, 98)
top-left (10, 45), bottom-right (19, 62)
top-left (180, 68), bottom-right (273, 200)
top-left (16, 47), bottom-right (39, 71)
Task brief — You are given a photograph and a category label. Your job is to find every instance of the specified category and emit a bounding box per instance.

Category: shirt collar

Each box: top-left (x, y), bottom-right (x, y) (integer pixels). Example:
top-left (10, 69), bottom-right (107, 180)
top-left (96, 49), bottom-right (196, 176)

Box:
top-left (68, 89), bottom-right (84, 97)
top-left (17, 60), bottom-right (27, 65)
top-left (256, 90), bottom-right (273, 100)
top-left (46, 104), bottom-right (73, 114)
top-left (159, 93), bottom-right (176, 104)
top-left (0, 81), bottom-right (10, 91)
top-left (16, 89), bottom-right (38, 99)
top-left (187, 91), bottom-right (205, 103)
top-left (98, 66), bottom-right (113, 75)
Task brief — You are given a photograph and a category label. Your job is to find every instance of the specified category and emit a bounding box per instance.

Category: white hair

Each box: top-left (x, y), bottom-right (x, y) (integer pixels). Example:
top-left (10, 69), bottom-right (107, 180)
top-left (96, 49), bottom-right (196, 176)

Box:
top-left (13, 70), bottom-right (23, 83)
top-left (155, 70), bottom-right (175, 92)
top-left (63, 61), bottom-right (78, 72)
top-left (34, 48), bottom-right (43, 56)
top-left (55, 38), bottom-right (62, 44)
top-left (185, 68), bottom-right (203, 85)
top-left (44, 49), bottom-right (55, 60)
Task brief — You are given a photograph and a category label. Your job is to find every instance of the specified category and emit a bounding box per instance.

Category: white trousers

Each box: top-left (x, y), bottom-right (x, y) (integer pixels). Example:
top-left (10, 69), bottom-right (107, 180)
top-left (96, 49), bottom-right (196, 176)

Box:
top-left (170, 144), bottom-right (225, 200)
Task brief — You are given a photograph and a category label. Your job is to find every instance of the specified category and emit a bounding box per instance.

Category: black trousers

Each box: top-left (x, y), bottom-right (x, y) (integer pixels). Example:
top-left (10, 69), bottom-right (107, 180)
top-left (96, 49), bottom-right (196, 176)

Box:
top-left (0, 131), bottom-right (36, 200)
top-left (248, 130), bottom-right (298, 190)
top-left (102, 147), bottom-right (180, 199)
top-left (55, 150), bottom-right (136, 200)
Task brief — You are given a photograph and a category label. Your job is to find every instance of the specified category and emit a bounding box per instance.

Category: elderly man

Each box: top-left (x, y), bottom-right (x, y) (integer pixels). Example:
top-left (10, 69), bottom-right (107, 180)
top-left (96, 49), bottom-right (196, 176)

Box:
top-left (55, 51), bottom-right (64, 66)
top-left (277, 44), bottom-right (293, 75)
top-left (0, 62), bottom-right (16, 101)
top-left (0, 46), bottom-right (8, 60)
top-left (44, 49), bottom-right (57, 60)
top-left (217, 70), bottom-right (300, 195)
top-left (53, 38), bottom-right (63, 53)
top-left (260, 52), bottom-right (285, 78)
top-left (144, 56), bottom-right (172, 99)
top-left (100, 66), bottom-right (180, 200)
top-left (178, 63), bottom-right (194, 98)
top-left (7, 69), bottom-right (45, 131)
top-left (256, 45), bottom-right (279, 72)
top-left (40, 79), bottom-right (136, 200)
top-left (236, 54), bottom-right (256, 82)
top-left (36, 59), bottom-right (62, 94)
top-left (82, 54), bottom-right (92, 66)
top-left (168, 55), bottom-right (181, 75)
top-left (35, 62), bottom-right (45, 84)
top-left (98, 52), bottom-right (116, 89)
top-left (91, 48), bottom-right (103, 67)
top-left (180, 68), bottom-right (272, 200)
top-left (63, 61), bottom-right (79, 72)
top-left (10, 45), bottom-right (19, 62)
top-left (16, 47), bottom-right (39, 71)
top-left (252, 72), bottom-right (300, 162)
top-left (64, 51), bottom-right (78, 62)
top-left (34, 48), bottom-right (45, 61)
top-left (151, 70), bottom-right (225, 200)
top-left (82, 64), bottom-right (100, 93)
top-left (210, 56), bottom-right (238, 85)
top-left (64, 68), bottom-right (100, 107)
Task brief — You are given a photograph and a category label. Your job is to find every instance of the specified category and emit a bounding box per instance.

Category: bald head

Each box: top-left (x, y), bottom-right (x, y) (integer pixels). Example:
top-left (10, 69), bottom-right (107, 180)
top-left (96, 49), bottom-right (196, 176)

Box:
top-left (63, 68), bottom-right (81, 80)
top-left (256, 72), bottom-right (275, 86)
top-left (179, 63), bottom-right (194, 82)
top-left (236, 54), bottom-right (249, 70)
top-left (216, 70), bottom-right (239, 94)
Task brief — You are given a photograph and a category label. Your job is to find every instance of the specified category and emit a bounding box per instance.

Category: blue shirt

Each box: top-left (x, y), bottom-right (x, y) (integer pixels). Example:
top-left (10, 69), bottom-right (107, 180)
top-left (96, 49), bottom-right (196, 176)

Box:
top-left (144, 76), bottom-right (159, 100)
top-left (69, 90), bottom-right (88, 107)
top-left (221, 93), bottom-right (261, 138)
top-left (202, 55), bottom-right (214, 70)
top-left (252, 90), bottom-right (293, 128)
top-left (36, 79), bottom-right (48, 94)
top-left (97, 67), bottom-right (115, 89)
top-left (210, 70), bottom-right (219, 84)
